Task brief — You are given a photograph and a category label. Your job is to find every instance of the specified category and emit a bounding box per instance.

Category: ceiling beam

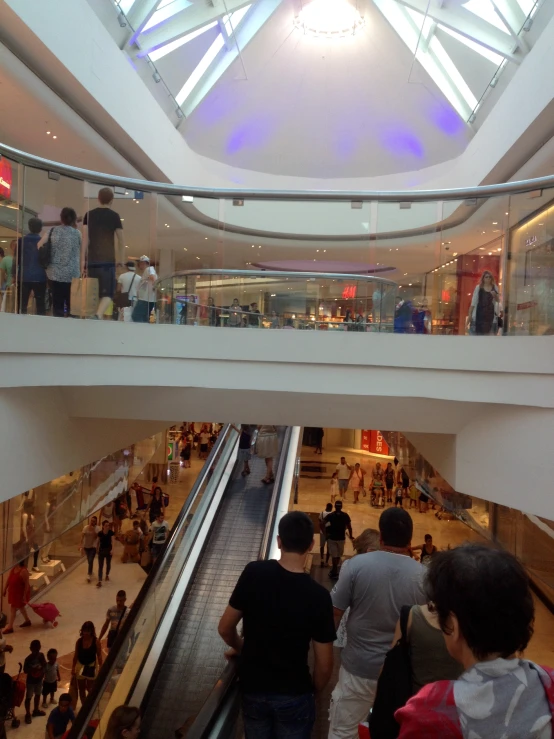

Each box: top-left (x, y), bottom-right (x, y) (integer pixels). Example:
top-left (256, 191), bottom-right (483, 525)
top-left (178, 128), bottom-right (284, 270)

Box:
top-left (490, 0), bottom-right (529, 52)
top-left (394, 0), bottom-right (523, 62)
top-left (179, 0), bottom-right (283, 116)
top-left (136, 0), bottom-right (252, 55)
top-left (126, 0), bottom-right (159, 44)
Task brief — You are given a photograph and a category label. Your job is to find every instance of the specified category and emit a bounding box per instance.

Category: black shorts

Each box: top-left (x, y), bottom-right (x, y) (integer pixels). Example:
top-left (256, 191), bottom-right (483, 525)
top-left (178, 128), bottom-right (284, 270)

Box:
top-left (88, 263), bottom-right (116, 299)
top-left (419, 493), bottom-right (429, 503)
top-left (200, 443), bottom-right (208, 452)
top-left (42, 680), bottom-right (57, 697)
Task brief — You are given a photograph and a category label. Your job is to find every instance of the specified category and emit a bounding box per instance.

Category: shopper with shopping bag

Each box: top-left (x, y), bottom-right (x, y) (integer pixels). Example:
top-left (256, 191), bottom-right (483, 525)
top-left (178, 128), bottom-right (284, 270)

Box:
top-left (38, 209), bottom-right (81, 317)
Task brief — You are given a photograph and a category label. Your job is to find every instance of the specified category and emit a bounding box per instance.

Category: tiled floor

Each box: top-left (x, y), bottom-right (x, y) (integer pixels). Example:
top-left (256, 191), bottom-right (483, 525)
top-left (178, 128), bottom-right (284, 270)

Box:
top-left (4, 453), bottom-right (207, 739)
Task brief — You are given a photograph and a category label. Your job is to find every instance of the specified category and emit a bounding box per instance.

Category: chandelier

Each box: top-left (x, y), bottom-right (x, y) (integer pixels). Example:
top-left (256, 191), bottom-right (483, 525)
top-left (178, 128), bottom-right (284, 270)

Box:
top-left (294, 0), bottom-right (365, 38)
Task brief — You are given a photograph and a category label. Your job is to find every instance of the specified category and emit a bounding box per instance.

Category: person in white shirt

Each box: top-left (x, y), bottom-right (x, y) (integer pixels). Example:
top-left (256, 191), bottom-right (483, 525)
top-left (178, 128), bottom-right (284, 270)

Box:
top-left (131, 255), bottom-right (158, 323)
top-left (336, 457), bottom-right (351, 499)
top-left (116, 261), bottom-right (140, 322)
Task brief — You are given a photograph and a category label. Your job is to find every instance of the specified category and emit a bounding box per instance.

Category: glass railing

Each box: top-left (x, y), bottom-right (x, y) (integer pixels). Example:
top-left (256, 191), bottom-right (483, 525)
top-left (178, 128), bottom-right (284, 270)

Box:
top-left (68, 422), bottom-right (240, 739)
top-left (2, 141), bottom-right (554, 336)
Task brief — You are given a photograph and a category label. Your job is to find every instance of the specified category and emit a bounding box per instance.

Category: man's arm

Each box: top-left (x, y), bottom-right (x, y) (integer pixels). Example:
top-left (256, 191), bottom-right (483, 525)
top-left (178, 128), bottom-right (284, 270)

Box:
top-left (333, 606), bottom-right (345, 629)
top-left (218, 605), bottom-right (244, 656)
top-left (47, 721), bottom-right (55, 739)
top-left (346, 515), bottom-right (353, 540)
top-left (312, 641), bottom-right (334, 692)
top-left (81, 223), bottom-right (88, 274)
top-left (115, 228), bottom-right (125, 266)
top-left (98, 615), bottom-right (111, 641)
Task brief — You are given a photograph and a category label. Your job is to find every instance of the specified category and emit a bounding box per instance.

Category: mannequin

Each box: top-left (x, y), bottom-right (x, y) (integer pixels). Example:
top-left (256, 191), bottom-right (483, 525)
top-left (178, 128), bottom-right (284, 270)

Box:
top-left (41, 499), bottom-right (56, 563)
top-left (21, 498), bottom-right (39, 572)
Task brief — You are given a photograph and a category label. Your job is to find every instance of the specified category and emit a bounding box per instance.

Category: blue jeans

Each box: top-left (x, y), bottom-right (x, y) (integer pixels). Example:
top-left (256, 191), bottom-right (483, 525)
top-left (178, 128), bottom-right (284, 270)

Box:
top-left (132, 300), bottom-right (155, 323)
top-left (242, 693), bottom-right (315, 739)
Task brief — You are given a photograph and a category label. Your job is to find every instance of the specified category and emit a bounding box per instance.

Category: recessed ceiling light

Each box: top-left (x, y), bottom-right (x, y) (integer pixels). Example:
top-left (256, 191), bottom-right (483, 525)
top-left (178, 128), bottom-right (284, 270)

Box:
top-left (505, 212), bottom-right (509, 215)
top-left (125, 245), bottom-right (128, 248)
top-left (52, 135), bottom-right (57, 139)
top-left (408, 283), bottom-right (412, 286)
top-left (46, 131), bottom-right (51, 135)
top-left (492, 222), bottom-right (498, 225)
top-left (204, 237), bottom-right (208, 240)
top-left (196, 256), bottom-right (200, 260)
top-left (183, 248), bottom-right (187, 251)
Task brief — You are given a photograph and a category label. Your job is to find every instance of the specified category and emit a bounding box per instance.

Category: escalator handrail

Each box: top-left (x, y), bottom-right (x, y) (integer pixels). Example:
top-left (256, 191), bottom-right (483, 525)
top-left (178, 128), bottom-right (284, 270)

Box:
top-left (68, 424), bottom-right (236, 739)
top-left (182, 427), bottom-right (294, 739)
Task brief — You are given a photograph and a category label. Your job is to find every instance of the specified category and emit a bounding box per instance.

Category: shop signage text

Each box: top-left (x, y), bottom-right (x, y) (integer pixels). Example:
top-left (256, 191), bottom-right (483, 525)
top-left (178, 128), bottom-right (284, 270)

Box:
top-left (342, 285), bottom-right (357, 299)
top-left (0, 159), bottom-right (12, 199)
top-left (361, 430), bottom-right (389, 456)
top-left (525, 235), bottom-right (537, 247)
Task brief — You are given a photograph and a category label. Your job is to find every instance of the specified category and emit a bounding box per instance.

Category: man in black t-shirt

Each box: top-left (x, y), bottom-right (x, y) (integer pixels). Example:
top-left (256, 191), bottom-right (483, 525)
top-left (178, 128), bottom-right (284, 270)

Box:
top-left (82, 187), bottom-right (124, 320)
top-left (218, 511), bottom-right (336, 739)
top-left (325, 501), bottom-right (353, 580)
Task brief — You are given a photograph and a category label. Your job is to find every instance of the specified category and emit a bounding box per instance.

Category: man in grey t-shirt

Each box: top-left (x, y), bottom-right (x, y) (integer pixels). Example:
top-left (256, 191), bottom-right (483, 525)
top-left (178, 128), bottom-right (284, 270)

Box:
top-left (328, 508), bottom-right (426, 739)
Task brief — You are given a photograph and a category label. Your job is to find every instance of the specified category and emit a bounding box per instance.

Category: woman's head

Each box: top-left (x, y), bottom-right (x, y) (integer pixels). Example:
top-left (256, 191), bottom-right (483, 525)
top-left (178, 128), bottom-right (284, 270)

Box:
top-left (80, 620), bottom-right (96, 638)
top-left (353, 528), bottom-right (380, 555)
top-left (386, 462), bottom-right (392, 470)
top-left (426, 544), bottom-right (534, 664)
top-left (154, 487), bottom-right (162, 498)
top-left (102, 520), bottom-right (110, 532)
top-left (60, 207), bottom-right (77, 227)
top-left (106, 706), bottom-right (141, 739)
top-left (479, 271), bottom-right (497, 290)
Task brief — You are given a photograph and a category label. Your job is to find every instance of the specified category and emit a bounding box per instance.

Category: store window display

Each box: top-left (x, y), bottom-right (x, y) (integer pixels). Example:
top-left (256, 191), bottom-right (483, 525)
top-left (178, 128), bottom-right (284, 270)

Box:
top-left (468, 271), bottom-right (501, 335)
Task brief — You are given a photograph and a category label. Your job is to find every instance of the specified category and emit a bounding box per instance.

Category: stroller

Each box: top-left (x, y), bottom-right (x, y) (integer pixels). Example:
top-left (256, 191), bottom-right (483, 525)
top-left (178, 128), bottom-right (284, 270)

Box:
top-left (0, 662), bottom-right (25, 729)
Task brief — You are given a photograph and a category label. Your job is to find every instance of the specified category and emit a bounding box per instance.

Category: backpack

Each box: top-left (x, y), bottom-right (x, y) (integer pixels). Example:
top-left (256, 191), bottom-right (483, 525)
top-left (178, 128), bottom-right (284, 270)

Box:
top-left (38, 229), bottom-right (53, 269)
top-left (369, 606), bottom-right (412, 739)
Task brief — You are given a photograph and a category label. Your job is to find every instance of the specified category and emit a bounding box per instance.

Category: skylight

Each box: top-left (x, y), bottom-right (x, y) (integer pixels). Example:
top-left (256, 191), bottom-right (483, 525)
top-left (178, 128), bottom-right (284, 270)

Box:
top-left (148, 22), bottom-right (218, 61)
top-left (439, 25), bottom-right (504, 66)
top-left (462, 0), bottom-right (509, 33)
top-left (143, 0), bottom-right (193, 32)
top-left (116, 0), bottom-right (136, 14)
top-left (223, 4), bottom-right (252, 35)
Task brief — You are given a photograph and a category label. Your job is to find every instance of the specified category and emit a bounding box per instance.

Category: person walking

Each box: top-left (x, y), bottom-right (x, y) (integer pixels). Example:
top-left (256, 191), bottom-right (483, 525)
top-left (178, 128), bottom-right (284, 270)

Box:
top-left (71, 621), bottom-right (102, 706)
top-left (116, 261), bottom-right (140, 322)
top-left (23, 639), bottom-right (46, 723)
top-left (469, 271), bottom-right (500, 336)
top-left (80, 516), bottom-right (99, 584)
top-left (150, 512), bottom-right (169, 561)
top-left (328, 507), bottom-right (426, 739)
top-left (325, 501), bottom-right (353, 580)
top-left (256, 426), bottom-right (279, 485)
top-left (147, 487), bottom-right (165, 524)
top-left (336, 457), bottom-right (351, 500)
top-left (348, 463), bottom-right (366, 504)
top-left (371, 462), bottom-right (385, 506)
top-left (238, 425), bottom-right (255, 477)
top-left (330, 471), bottom-right (339, 503)
top-left (18, 217), bottom-right (47, 315)
top-left (99, 590), bottom-right (128, 651)
top-left (314, 428), bottom-right (324, 455)
top-left (131, 256), bottom-right (157, 323)
top-left (3, 562), bottom-right (32, 633)
top-left (227, 298), bottom-right (242, 327)
top-left (384, 462), bottom-right (395, 504)
top-left (319, 503), bottom-right (333, 567)
top-left (41, 208), bottom-right (81, 317)
top-left (96, 520), bottom-right (115, 588)
top-left (82, 187), bottom-right (124, 320)
top-left (412, 534), bottom-right (437, 565)
top-left (218, 511), bottom-right (336, 739)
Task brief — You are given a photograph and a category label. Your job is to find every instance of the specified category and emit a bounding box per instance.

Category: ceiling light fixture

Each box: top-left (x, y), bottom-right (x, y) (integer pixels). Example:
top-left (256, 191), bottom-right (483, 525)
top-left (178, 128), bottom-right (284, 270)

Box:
top-left (294, 0), bottom-right (365, 38)
top-left (46, 131), bottom-right (51, 135)
top-left (52, 135), bottom-right (57, 139)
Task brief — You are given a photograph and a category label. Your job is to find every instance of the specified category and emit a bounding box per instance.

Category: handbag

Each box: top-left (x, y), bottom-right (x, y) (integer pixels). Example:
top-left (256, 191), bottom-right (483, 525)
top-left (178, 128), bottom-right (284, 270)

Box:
top-left (107, 606), bottom-right (127, 648)
top-left (70, 277), bottom-right (99, 317)
top-left (81, 663), bottom-right (96, 679)
top-left (38, 229), bottom-right (53, 270)
top-left (68, 676), bottom-right (78, 707)
top-left (368, 605), bottom-right (412, 739)
top-left (113, 273), bottom-right (137, 308)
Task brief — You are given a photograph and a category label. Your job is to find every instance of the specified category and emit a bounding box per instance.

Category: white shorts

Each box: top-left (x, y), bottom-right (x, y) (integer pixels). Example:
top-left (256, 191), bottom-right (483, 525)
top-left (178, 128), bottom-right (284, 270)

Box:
top-left (328, 666), bottom-right (377, 739)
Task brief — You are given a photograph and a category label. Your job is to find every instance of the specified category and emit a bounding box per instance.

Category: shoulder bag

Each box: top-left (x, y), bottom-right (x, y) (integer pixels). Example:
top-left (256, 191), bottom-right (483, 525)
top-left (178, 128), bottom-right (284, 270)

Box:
top-left (107, 606), bottom-right (127, 648)
top-left (368, 605), bottom-right (412, 739)
top-left (38, 229), bottom-right (53, 270)
top-left (113, 272), bottom-right (137, 308)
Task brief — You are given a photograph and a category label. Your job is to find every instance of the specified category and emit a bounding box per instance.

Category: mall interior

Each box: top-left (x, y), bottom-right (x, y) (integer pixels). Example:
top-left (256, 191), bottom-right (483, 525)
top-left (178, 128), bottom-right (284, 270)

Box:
top-left (0, 0), bottom-right (554, 737)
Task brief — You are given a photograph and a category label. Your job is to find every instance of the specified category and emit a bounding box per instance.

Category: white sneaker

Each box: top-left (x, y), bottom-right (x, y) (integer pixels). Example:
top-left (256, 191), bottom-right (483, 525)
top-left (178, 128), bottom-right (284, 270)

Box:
top-left (86, 576), bottom-right (91, 583)
top-left (32, 567), bottom-right (40, 573)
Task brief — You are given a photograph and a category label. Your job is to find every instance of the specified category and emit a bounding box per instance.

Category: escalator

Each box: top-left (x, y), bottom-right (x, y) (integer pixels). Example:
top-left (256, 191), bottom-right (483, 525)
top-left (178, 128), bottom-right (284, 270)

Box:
top-left (69, 424), bottom-right (300, 739)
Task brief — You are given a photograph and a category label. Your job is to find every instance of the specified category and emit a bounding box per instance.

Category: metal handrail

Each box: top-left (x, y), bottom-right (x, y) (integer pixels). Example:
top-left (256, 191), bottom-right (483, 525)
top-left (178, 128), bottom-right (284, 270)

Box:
top-left (2, 141), bottom-right (554, 202)
top-left (182, 427), bottom-right (294, 739)
top-left (67, 424), bottom-right (235, 739)
top-left (157, 269), bottom-right (397, 286)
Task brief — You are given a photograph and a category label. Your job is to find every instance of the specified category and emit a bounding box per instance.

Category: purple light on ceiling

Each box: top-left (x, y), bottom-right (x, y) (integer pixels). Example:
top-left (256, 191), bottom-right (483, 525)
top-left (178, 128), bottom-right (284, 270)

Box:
top-left (382, 129), bottom-right (424, 159)
top-left (333, 131), bottom-right (358, 159)
top-left (431, 105), bottom-right (465, 136)
top-left (195, 88), bottom-right (240, 127)
top-left (226, 116), bottom-right (274, 155)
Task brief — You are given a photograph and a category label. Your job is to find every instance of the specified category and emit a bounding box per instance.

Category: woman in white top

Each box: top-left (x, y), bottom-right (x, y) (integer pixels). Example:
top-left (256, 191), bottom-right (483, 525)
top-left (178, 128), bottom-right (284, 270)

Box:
top-left (330, 472), bottom-right (339, 503)
top-left (132, 255), bottom-right (158, 323)
top-left (256, 426), bottom-right (279, 484)
top-left (348, 463), bottom-right (366, 504)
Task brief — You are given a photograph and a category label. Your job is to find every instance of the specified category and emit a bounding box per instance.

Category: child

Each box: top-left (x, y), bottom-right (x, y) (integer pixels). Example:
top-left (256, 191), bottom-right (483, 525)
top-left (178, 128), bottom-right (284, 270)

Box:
top-left (408, 481), bottom-right (418, 509)
top-left (42, 649), bottom-right (60, 709)
top-left (46, 693), bottom-right (74, 739)
top-left (330, 471), bottom-right (339, 503)
top-left (394, 485), bottom-right (404, 508)
top-left (238, 425), bottom-right (255, 477)
top-left (23, 639), bottom-right (46, 723)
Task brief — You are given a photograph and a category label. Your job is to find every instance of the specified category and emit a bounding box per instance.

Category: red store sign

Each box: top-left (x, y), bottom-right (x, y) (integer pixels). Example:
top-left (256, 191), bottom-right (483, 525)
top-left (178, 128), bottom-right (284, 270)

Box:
top-left (361, 430), bottom-right (389, 456)
top-left (0, 158), bottom-right (12, 200)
